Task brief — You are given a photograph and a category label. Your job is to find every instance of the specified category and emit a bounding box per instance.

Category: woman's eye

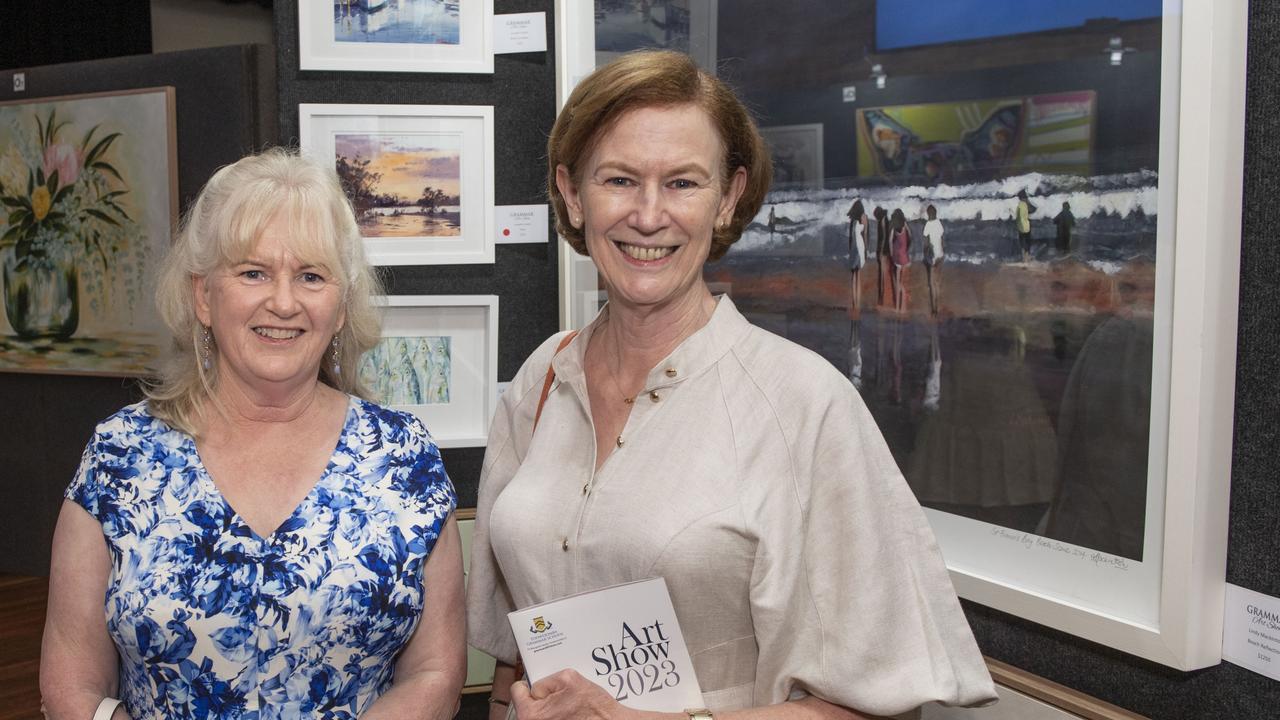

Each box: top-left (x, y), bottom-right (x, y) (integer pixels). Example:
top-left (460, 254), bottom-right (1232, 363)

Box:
top-left (301, 272), bottom-right (325, 284)
top-left (670, 178), bottom-right (696, 190)
top-left (605, 176), bottom-right (633, 187)
top-left (241, 269), bottom-right (265, 281)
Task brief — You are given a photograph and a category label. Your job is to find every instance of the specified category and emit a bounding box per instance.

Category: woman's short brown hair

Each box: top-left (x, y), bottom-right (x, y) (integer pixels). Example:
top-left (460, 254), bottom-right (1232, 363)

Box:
top-left (547, 50), bottom-right (772, 261)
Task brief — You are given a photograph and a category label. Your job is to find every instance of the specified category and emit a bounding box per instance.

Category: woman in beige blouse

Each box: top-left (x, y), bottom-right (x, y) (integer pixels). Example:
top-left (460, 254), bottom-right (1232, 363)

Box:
top-left (466, 50), bottom-right (996, 720)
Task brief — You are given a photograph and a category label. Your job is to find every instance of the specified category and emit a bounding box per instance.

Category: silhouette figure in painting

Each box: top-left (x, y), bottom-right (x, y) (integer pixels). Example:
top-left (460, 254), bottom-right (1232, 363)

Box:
top-left (1053, 201), bottom-right (1075, 256)
top-left (874, 206), bottom-right (890, 307)
top-left (890, 208), bottom-right (911, 313)
top-left (1015, 189), bottom-right (1036, 261)
top-left (922, 204), bottom-right (944, 316)
top-left (846, 200), bottom-right (868, 314)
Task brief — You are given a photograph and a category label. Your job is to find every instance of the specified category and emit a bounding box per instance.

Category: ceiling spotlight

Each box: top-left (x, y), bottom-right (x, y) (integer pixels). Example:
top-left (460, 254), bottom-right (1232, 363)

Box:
top-left (1106, 36), bottom-right (1135, 66)
top-left (871, 63), bottom-right (887, 89)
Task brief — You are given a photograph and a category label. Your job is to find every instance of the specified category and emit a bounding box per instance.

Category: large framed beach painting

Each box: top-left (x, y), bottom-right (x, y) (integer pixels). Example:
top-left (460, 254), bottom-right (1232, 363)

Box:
top-left (298, 0), bottom-right (494, 74)
top-left (361, 295), bottom-right (498, 448)
top-left (299, 103), bottom-right (494, 265)
top-left (0, 87), bottom-right (176, 376)
top-left (555, 0), bottom-right (1245, 670)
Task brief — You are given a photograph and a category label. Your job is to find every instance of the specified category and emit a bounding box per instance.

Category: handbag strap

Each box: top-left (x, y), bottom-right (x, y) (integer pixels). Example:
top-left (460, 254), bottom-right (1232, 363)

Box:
top-left (532, 330), bottom-right (578, 431)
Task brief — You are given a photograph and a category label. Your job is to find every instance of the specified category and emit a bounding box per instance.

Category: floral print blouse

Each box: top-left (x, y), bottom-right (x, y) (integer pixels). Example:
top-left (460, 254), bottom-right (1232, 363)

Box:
top-left (67, 398), bottom-right (456, 720)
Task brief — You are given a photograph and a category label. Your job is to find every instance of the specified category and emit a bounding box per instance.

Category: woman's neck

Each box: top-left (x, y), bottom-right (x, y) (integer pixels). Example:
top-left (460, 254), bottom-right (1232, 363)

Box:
top-left (599, 286), bottom-right (717, 380)
top-left (204, 374), bottom-right (334, 435)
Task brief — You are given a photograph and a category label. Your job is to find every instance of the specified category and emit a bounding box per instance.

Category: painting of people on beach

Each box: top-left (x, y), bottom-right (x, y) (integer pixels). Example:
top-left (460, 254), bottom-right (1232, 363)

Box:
top-left (708, 168), bottom-right (1157, 562)
top-left (360, 335), bottom-right (452, 405)
top-left (334, 132), bottom-right (462, 239)
top-left (333, 0), bottom-right (461, 45)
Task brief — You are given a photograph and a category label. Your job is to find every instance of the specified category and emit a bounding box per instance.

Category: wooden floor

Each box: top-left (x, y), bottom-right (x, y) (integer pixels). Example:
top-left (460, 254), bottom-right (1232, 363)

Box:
top-left (0, 575), bottom-right (46, 720)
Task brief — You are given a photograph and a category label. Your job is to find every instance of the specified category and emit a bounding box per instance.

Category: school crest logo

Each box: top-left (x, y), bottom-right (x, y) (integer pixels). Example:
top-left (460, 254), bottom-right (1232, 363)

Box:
top-left (530, 616), bottom-right (552, 634)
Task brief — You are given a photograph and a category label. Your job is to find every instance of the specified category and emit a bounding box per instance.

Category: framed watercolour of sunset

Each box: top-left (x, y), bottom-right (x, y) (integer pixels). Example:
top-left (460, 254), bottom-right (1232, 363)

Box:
top-left (299, 103), bottom-right (494, 265)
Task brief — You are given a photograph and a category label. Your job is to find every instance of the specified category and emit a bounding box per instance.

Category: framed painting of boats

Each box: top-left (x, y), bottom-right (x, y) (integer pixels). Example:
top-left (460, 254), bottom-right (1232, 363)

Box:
top-left (299, 0), bottom-right (494, 74)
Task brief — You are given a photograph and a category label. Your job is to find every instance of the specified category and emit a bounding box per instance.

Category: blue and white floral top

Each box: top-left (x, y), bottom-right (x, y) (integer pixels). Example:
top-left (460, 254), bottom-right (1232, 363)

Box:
top-left (66, 398), bottom-right (456, 720)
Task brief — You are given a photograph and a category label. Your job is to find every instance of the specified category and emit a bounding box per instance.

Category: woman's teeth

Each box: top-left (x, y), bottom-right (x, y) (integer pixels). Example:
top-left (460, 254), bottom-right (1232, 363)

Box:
top-left (619, 243), bottom-right (674, 261)
top-left (255, 327), bottom-right (301, 340)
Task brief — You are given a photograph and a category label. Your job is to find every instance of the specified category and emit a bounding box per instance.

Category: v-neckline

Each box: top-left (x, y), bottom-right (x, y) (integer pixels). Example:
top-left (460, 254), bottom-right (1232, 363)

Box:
top-left (190, 396), bottom-right (358, 544)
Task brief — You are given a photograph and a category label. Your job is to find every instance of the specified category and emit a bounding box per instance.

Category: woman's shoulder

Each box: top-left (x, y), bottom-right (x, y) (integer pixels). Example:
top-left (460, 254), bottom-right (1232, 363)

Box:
top-left (728, 324), bottom-right (853, 403)
top-left (350, 396), bottom-right (437, 449)
top-left (89, 400), bottom-right (180, 446)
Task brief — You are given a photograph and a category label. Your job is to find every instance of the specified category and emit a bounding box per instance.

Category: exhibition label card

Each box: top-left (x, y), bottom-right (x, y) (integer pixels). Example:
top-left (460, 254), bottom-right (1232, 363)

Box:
top-left (1222, 582), bottom-right (1280, 681)
top-left (495, 204), bottom-right (549, 244)
top-left (508, 577), bottom-right (705, 711)
top-left (494, 12), bottom-right (547, 54)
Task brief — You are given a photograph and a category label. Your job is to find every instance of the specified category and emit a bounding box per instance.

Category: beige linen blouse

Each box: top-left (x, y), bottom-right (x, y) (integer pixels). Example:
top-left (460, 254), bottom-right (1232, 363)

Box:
top-left (465, 297), bottom-right (996, 717)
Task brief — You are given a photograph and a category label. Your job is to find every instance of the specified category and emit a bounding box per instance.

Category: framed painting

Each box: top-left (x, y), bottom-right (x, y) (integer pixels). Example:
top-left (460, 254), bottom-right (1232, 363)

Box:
top-left (361, 294), bottom-right (497, 448)
top-left (298, 0), bottom-right (494, 74)
top-left (760, 123), bottom-right (825, 190)
top-left (555, 0), bottom-right (1245, 669)
top-left (299, 103), bottom-right (494, 265)
top-left (0, 87), bottom-right (177, 376)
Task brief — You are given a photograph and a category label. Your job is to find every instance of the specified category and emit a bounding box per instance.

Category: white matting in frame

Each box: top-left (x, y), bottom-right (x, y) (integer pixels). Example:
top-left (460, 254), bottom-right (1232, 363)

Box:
top-left (300, 103), bottom-right (494, 265)
top-left (363, 295), bottom-right (498, 449)
top-left (299, 0), bottom-right (493, 74)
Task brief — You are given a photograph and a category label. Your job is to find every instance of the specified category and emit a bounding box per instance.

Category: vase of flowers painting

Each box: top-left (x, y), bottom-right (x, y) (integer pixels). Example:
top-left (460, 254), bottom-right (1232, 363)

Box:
top-left (0, 107), bottom-right (135, 340)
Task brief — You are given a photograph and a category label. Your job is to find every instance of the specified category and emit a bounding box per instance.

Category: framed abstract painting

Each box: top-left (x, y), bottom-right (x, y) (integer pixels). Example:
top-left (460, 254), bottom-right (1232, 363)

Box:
top-left (0, 87), bottom-right (177, 376)
top-left (299, 103), bottom-right (494, 266)
top-left (361, 294), bottom-right (498, 448)
top-left (556, 0), bottom-right (1246, 669)
top-left (299, 0), bottom-right (493, 74)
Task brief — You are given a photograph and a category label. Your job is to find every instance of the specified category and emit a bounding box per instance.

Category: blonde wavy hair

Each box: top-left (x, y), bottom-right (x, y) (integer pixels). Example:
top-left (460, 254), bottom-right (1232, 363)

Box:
top-left (145, 148), bottom-right (383, 434)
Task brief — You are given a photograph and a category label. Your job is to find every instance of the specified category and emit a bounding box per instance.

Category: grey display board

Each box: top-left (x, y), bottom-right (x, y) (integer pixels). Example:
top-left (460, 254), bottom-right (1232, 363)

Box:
top-left (274, 0), bottom-right (559, 509)
top-left (0, 44), bottom-right (277, 576)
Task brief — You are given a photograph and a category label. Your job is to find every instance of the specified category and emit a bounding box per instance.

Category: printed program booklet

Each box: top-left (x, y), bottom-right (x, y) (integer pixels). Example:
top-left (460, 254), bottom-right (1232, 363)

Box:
top-left (507, 577), bottom-right (705, 711)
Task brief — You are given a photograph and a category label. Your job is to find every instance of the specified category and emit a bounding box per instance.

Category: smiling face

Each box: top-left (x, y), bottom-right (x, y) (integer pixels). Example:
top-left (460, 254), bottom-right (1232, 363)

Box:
top-left (556, 103), bottom-right (746, 313)
top-left (194, 213), bottom-right (346, 400)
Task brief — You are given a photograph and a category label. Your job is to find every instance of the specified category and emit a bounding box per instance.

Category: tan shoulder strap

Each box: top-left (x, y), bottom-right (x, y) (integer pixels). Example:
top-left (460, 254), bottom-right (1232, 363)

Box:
top-left (532, 330), bottom-right (579, 432)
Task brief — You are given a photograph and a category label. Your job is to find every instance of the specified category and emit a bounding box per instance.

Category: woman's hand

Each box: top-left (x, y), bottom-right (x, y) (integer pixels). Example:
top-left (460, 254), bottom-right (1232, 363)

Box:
top-left (512, 669), bottom-right (648, 720)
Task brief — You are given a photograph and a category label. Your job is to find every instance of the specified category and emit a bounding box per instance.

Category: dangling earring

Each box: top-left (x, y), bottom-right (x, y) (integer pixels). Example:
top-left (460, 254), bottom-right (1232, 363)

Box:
top-left (200, 326), bottom-right (213, 371)
top-left (331, 336), bottom-right (341, 377)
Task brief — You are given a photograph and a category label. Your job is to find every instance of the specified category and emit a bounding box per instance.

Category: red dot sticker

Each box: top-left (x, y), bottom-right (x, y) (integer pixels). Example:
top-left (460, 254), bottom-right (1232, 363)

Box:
top-left (503, 228), bottom-right (511, 236)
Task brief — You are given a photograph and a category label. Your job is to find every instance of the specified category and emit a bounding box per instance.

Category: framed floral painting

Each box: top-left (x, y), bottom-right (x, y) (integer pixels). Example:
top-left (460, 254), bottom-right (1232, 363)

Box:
top-left (299, 103), bottom-right (495, 266)
top-left (361, 295), bottom-right (498, 448)
top-left (0, 87), bottom-right (177, 376)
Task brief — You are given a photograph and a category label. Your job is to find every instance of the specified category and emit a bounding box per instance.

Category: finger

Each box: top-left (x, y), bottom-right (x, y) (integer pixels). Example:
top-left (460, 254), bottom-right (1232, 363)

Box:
top-left (511, 679), bottom-right (534, 704)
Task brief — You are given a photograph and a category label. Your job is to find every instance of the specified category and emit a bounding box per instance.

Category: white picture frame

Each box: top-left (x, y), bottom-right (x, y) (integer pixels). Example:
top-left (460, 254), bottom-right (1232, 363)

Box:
top-left (299, 103), bottom-right (495, 266)
top-left (554, 0), bottom-right (1246, 670)
top-left (759, 123), bottom-right (825, 189)
top-left (363, 295), bottom-right (498, 449)
top-left (298, 0), bottom-right (494, 75)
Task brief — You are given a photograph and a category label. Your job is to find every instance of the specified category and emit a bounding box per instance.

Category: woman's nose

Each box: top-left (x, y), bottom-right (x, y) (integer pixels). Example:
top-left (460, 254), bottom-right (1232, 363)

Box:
top-left (267, 278), bottom-right (300, 315)
top-left (630, 183), bottom-right (669, 233)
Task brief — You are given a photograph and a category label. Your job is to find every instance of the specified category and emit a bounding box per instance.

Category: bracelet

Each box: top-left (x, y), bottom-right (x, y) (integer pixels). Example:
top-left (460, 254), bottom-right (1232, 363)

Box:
top-left (92, 698), bottom-right (123, 720)
top-left (488, 697), bottom-right (510, 707)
